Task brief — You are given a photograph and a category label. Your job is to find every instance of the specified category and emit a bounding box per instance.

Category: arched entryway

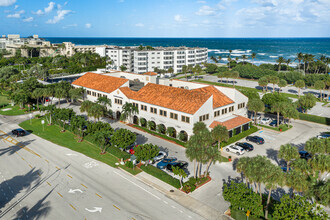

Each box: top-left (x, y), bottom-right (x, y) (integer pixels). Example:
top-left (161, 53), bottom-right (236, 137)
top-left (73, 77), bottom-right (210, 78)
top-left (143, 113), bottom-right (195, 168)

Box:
top-left (116, 111), bottom-right (121, 120)
top-left (179, 130), bottom-right (188, 142)
top-left (157, 124), bottom-right (166, 134)
top-left (148, 121), bottom-right (156, 131)
top-left (133, 115), bottom-right (139, 125)
top-left (167, 127), bottom-right (177, 138)
top-left (139, 117), bottom-right (147, 127)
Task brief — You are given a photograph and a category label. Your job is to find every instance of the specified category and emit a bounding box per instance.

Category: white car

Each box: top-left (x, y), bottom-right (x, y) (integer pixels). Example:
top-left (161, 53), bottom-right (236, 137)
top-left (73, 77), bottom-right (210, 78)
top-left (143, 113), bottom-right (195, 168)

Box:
top-left (251, 114), bottom-right (261, 121)
top-left (260, 117), bottom-right (271, 124)
top-left (226, 145), bottom-right (245, 155)
top-left (152, 151), bottom-right (167, 163)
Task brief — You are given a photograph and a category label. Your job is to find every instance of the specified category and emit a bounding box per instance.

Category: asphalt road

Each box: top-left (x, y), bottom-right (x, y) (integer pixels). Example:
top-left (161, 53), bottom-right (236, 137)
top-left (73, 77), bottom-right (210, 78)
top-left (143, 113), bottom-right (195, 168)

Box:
top-left (0, 116), bottom-right (205, 220)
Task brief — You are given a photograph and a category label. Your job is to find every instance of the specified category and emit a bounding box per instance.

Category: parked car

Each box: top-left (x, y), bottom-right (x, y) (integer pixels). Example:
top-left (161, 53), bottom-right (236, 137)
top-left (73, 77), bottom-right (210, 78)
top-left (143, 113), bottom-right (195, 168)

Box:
top-left (129, 145), bottom-right (139, 155)
top-left (12, 128), bottom-right (26, 137)
top-left (260, 117), bottom-right (271, 124)
top-left (317, 133), bottom-right (330, 139)
top-left (299, 151), bottom-right (312, 160)
top-left (281, 167), bottom-right (292, 173)
top-left (152, 151), bottom-right (167, 163)
top-left (166, 161), bottom-right (188, 172)
top-left (269, 120), bottom-right (282, 127)
top-left (157, 157), bottom-right (177, 169)
top-left (226, 145), bottom-right (245, 155)
top-left (251, 114), bottom-right (261, 121)
top-left (246, 136), bottom-right (265, 144)
top-left (235, 142), bottom-right (254, 151)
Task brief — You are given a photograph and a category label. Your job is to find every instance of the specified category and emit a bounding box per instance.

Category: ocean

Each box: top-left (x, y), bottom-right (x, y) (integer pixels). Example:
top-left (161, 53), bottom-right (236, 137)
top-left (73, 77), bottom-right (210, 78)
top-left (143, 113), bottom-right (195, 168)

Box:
top-left (45, 38), bottom-right (330, 66)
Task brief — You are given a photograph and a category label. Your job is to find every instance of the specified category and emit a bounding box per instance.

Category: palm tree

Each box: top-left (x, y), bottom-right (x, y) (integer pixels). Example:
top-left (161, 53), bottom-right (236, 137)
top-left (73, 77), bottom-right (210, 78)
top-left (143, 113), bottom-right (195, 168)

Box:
top-left (295, 80), bottom-right (305, 97)
top-left (278, 144), bottom-right (300, 172)
top-left (314, 80), bottom-right (325, 101)
top-left (80, 100), bottom-right (93, 120)
top-left (306, 54), bottom-right (315, 73)
top-left (247, 99), bottom-right (265, 124)
top-left (264, 164), bottom-right (284, 219)
top-left (172, 166), bottom-right (187, 190)
top-left (204, 145), bottom-right (222, 176)
top-left (282, 103), bottom-right (299, 126)
top-left (182, 65), bottom-right (188, 80)
top-left (277, 79), bottom-right (287, 94)
top-left (55, 87), bottom-right (66, 108)
top-left (302, 54), bottom-right (308, 74)
top-left (192, 122), bottom-right (207, 135)
top-left (269, 76), bottom-right (279, 93)
top-left (286, 58), bottom-right (292, 70)
top-left (97, 96), bottom-right (111, 110)
top-left (276, 56), bottom-right (285, 72)
top-left (309, 154), bottom-right (329, 180)
top-left (31, 88), bottom-right (43, 110)
top-left (230, 71), bottom-right (239, 88)
top-left (121, 102), bottom-right (139, 123)
top-left (210, 56), bottom-right (218, 63)
top-left (241, 55), bottom-right (247, 64)
top-left (90, 104), bottom-right (106, 121)
top-left (227, 56), bottom-right (232, 68)
top-left (305, 137), bottom-right (323, 155)
top-left (286, 170), bottom-right (309, 196)
top-left (251, 52), bottom-right (256, 65)
top-left (217, 56), bottom-right (222, 63)
top-left (258, 77), bottom-right (268, 92)
top-left (236, 157), bottom-right (251, 185)
top-left (271, 102), bottom-right (285, 127)
top-left (296, 52), bottom-right (303, 71)
top-left (211, 125), bottom-right (229, 150)
top-left (186, 135), bottom-right (202, 178)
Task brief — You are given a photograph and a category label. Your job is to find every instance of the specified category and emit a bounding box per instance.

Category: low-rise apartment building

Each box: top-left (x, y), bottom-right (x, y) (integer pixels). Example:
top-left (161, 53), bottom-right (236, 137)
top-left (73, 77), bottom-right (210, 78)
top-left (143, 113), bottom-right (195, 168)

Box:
top-left (96, 46), bottom-right (208, 74)
top-left (72, 71), bottom-right (250, 139)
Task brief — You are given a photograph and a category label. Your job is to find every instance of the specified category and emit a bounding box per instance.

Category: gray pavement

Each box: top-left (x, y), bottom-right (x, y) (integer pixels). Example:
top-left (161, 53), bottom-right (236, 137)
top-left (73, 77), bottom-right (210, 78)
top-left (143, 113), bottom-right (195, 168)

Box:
top-left (0, 115), bottom-right (207, 220)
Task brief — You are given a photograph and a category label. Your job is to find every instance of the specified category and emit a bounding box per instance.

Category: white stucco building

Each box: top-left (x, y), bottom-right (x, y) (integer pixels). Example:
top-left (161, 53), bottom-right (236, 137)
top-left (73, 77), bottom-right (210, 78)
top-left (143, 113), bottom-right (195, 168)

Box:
top-left (95, 46), bottom-right (208, 74)
top-left (72, 71), bottom-right (250, 139)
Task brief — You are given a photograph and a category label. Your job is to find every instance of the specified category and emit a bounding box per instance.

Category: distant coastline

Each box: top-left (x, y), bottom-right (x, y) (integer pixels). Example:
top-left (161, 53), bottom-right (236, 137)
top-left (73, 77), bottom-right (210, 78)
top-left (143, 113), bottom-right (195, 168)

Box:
top-left (44, 37), bottom-right (330, 66)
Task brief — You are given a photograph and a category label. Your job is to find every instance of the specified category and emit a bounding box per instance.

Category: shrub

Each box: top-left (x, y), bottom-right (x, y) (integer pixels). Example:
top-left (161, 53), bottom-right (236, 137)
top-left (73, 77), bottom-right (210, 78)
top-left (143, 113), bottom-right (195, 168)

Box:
top-left (147, 120), bottom-right (156, 131)
top-left (220, 126), bottom-right (259, 147)
top-left (156, 124), bottom-right (166, 134)
top-left (167, 127), bottom-right (176, 138)
top-left (298, 113), bottom-right (330, 125)
top-left (139, 117), bottom-right (146, 127)
top-left (35, 114), bottom-right (41, 118)
top-left (107, 146), bottom-right (131, 160)
top-left (110, 128), bottom-right (136, 149)
top-left (125, 161), bottom-right (134, 168)
top-left (140, 165), bottom-right (180, 188)
top-left (182, 181), bottom-right (196, 193)
top-left (178, 131), bottom-right (187, 142)
top-left (134, 143), bottom-right (159, 161)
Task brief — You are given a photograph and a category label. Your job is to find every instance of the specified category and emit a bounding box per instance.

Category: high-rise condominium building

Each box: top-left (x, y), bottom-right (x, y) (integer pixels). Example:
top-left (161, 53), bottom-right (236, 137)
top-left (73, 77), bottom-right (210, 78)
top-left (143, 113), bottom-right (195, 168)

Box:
top-left (96, 46), bottom-right (208, 74)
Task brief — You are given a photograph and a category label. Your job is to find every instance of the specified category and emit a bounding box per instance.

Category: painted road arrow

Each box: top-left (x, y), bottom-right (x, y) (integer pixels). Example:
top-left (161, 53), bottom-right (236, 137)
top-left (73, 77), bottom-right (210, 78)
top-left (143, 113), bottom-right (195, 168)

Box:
top-left (85, 207), bottom-right (102, 213)
top-left (68, 189), bottom-right (83, 194)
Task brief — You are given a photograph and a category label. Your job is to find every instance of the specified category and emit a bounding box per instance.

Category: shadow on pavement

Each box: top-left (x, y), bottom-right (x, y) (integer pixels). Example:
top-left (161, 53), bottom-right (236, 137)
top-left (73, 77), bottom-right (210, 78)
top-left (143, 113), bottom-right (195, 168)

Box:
top-left (266, 148), bottom-right (279, 165)
top-left (0, 139), bottom-right (35, 157)
top-left (13, 187), bottom-right (54, 220)
top-left (0, 168), bottom-right (41, 211)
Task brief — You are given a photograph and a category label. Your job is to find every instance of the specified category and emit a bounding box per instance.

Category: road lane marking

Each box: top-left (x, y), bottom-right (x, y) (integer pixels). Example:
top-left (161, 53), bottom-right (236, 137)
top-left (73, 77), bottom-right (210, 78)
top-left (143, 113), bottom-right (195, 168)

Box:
top-left (81, 184), bottom-right (88, 188)
top-left (163, 201), bottom-right (168, 204)
top-left (113, 171), bottom-right (161, 200)
top-left (45, 159), bottom-right (49, 163)
top-left (171, 205), bottom-right (176, 209)
top-left (21, 157), bottom-right (25, 161)
top-left (67, 174), bottom-right (72, 179)
top-left (28, 164), bottom-right (33, 169)
top-left (113, 205), bottom-right (120, 211)
top-left (47, 182), bottom-right (51, 186)
top-left (179, 210), bottom-right (183, 213)
top-left (69, 204), bottom-right (76, 211)
top-left (55, 166), bottom-right (61, 170)
top-left (57, 192), bottom-right (63, 198)
top-left (95, 193), bottom-right (102, 198)
top-left (188, 215), bottom-right (192, 218)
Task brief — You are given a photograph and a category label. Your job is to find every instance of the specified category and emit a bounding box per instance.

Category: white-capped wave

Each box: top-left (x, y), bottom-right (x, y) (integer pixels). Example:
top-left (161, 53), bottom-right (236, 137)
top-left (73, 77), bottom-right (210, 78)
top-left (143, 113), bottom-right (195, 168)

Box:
top-left (258, 53), bottom-right (266, 55)
top-left (269, 55), bottom-right (278, 58)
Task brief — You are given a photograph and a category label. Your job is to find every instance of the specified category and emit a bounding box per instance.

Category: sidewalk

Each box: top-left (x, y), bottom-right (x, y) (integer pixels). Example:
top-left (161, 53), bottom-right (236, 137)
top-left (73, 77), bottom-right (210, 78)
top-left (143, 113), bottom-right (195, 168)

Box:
top-left (135, 171), bottom-right (232, 220)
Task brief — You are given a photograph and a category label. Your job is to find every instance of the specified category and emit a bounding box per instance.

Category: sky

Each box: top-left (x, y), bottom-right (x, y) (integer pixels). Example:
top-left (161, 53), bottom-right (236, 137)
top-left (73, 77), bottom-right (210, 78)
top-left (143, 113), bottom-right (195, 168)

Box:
top-left (0, 0), bottom-right (329, 38)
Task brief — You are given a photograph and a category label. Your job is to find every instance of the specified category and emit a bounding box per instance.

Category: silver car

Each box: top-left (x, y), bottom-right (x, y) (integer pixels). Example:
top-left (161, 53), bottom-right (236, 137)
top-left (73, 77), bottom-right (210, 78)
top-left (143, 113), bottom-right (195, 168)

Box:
top-left (152, 151), bottom-right (167, 163)
top-left (226, 145), bottom-right (245, 155)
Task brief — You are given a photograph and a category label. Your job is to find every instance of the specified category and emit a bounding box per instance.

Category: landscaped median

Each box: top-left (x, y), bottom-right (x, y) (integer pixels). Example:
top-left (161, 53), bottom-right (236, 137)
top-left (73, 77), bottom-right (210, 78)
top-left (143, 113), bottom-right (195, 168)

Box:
top-left (258, 124), bottom-right (292, 132)
top-left (19, 118), bottom-right (142, 175)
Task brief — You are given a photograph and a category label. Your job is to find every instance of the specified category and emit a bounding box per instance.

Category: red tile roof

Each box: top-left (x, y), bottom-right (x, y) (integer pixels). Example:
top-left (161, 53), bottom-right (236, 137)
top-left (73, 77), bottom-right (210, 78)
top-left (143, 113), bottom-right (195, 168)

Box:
top-left (119, 86), bottom-right (138, 98)
top-left (72, 72), bottom-right (128, 93)
top-left (120, 84), bottom-right (212, 114)
top-left (209, 115), bottom-right (251, 130)
top-left (143, 72), bottom-right (158, 76)
top-left (194, 86), bottom-right (234, 108)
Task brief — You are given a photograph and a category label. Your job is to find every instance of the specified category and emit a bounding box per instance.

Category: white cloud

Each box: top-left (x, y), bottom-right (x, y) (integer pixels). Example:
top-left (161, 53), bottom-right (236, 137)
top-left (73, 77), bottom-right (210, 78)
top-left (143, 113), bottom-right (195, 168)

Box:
top-left (46, 9), bottom-right (71, 24)
top-left (197, 0), bottom-right (206, 3)
top-left (6, 9), bottom-right (24, 18)
top-left (33, 1), bottom-right (55, 15)
top-left (23, 16), bottom-right (33, 22)
top-left (174, 14), bottom-right (186, 22)
top-left (13, 4), bottom-right (18, 9)
top-left (0, 0), bottom-right (16, 7)
top-left (135, 23), bottom-right (144, 27)
top-left (195, 5), bottom-right (217, 15)
top-left (85, 23), bottom-right (91, 28)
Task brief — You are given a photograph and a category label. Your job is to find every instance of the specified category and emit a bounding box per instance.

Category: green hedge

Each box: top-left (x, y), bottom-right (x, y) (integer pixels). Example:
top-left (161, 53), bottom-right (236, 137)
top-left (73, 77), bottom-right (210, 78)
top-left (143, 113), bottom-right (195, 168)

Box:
top-left (299, 113), bottom-right (330, 125)
top-left (220, 126), bottom-right (259, 147)
top-left (132, 125), bottom-right (186, 147)
top-left (107, 147), bottom-right (131, 160)
top-left (140, 165), bottom-right (181, 189)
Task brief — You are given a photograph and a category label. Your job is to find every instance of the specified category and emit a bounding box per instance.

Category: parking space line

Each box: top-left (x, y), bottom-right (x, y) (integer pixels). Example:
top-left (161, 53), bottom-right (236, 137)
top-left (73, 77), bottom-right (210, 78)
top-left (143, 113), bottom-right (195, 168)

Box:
top-left (57, 192), bottom-right (63, 198)
top-left (47, 181), bottom-right (51, 186)
top-left (81, 184), bottom-right (88, 188)
top-left (113, 205), bottom-right (120, 211)
top-left (67, 174), bottom-right (72, 178)
top-left (95, 193), bottom-right (102, 198)
top-left (69, 204), bottom-right (76, 211)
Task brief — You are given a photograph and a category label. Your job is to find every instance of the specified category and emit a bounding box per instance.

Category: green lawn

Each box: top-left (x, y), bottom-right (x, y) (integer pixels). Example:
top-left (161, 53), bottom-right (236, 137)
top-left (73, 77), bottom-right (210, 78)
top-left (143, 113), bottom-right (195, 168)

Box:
top-left (140, 165), bottom-right (181, 189)
top-left (0, 105), bottom-right (30, 116)
top-left (19, 118), bottom-right (141, 175)
top-left (258, 124), bottom-right (292, 132)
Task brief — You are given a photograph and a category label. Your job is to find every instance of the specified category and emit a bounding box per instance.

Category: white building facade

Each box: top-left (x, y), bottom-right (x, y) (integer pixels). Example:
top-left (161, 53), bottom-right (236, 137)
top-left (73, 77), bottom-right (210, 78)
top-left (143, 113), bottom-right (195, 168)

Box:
top-left (96, 46), bottom-right (208, 74)
top-left (72, 72), bottom-right (250, 140)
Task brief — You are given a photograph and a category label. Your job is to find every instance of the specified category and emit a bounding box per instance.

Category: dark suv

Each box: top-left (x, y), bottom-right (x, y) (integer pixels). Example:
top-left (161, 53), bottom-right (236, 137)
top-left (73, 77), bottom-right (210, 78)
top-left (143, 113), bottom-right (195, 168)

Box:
top-left (166, 161), bottom-right (188, 172)
top-left (246, 136), bottom-right (265, 144)
top-left (299, 151), bottom-right (312, 160)
top-left (12, 128), bottom-right (26, 137)
top-left (235, 142), bottom-right (254, 151)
